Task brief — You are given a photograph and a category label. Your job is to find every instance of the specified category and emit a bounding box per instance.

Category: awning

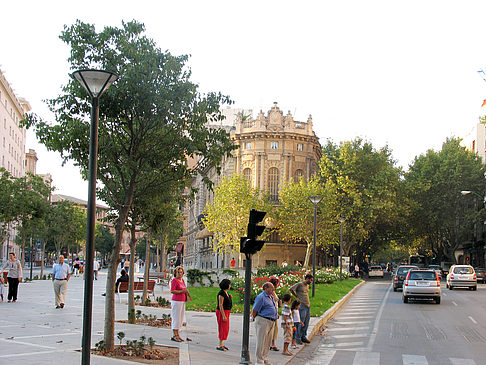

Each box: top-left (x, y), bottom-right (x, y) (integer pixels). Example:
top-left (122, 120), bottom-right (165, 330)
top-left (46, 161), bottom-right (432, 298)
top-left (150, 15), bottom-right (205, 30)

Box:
top-left (195, 228), bottom-right (213, 239)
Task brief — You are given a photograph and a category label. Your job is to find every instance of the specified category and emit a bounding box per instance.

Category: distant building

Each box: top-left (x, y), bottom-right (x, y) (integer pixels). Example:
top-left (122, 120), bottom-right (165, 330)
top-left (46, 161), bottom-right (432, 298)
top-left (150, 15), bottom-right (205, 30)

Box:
top-left (51, 194), bottom-right (109, 224)
top-left (183, 103), bottom-right (321, 269)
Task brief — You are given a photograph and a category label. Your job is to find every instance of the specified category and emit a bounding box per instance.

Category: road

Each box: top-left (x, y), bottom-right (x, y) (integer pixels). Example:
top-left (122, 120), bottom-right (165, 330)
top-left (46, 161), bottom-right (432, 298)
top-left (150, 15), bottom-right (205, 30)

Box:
top-left (290, 275), bottom-right (486, 365)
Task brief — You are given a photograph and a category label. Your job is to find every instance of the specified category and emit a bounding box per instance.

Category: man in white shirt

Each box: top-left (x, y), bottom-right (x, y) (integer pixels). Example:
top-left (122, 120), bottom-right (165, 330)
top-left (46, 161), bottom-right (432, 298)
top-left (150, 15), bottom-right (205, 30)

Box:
top-left (93, 259), bottom-right (100, 280)
top-left (52, 255), bottom-right (71, 308)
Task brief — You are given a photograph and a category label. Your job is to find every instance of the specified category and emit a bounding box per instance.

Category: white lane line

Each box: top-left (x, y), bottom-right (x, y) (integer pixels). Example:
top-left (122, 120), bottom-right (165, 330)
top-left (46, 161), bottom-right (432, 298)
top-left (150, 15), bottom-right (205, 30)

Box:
top-left (469, 316), bottom-right (478, 324)
top-left (452, 301), bottom-right (458, 306)
top-left (322, 341), bottom-right (364, 348)
top-left (340, 311), bottom-right (376, 314)
top-left (306, 349), bottom-right (336, 365)
top-left (352, 351), bottom-right (380, 365)
top-left (403, 354), bottom-right (428, 365)
top-left (326, 326), bottom-right (370, 332)
top-left (450, 358), bottom-right (477, 365)
top-left (333, 321), bottom-right (371, 325)
top-left (332, 333), bottom-right (369, 339)
top-left (9, 332), bottom-right (81, 339)
top-left (0, 350), bottom-right (65, 358)
top-left (0, 338), bottom-right (56, 349)
top-left (366, 284), bottom-right (392, 351)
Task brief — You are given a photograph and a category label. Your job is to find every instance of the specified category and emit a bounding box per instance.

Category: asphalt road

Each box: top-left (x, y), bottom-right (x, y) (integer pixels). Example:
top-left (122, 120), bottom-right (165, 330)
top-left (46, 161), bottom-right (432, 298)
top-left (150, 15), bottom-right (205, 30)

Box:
top-left (290, 275), bottom-right (486, 365)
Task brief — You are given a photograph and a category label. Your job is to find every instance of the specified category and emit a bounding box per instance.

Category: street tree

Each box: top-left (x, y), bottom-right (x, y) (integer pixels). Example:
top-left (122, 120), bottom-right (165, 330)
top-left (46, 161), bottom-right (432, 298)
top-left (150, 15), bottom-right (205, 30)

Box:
top-left (405, 137), bottom-right (485, 263)
top-left (203, 174), bottom-right (273, 254)
top-left (25, 20), bottom-right (235, 350)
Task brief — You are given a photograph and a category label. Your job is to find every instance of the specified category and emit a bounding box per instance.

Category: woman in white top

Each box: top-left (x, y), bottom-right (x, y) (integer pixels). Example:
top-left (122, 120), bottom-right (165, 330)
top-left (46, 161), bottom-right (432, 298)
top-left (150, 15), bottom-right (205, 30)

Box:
top-left (0, 253), bottom-right (22, 302)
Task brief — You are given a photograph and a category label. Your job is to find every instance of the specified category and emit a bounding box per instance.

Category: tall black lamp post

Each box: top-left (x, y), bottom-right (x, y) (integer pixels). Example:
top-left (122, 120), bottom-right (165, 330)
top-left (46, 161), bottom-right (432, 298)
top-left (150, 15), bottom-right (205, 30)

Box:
top-left (308, 196), bottom-right (323, 298)
top-left (338, 217), bottom-right (345, 281)
top-left (73, 69), bottom-right (117, 365)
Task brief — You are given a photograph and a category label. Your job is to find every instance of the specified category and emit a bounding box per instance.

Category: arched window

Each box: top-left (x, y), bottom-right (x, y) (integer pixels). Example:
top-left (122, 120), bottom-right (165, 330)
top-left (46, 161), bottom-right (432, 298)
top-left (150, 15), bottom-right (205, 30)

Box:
top-left (268, 167), bottom-right (279, 202)
top-left (243, 168), bottom-right (252, 182)
top-left (294, 169), bottom-right (304, 182)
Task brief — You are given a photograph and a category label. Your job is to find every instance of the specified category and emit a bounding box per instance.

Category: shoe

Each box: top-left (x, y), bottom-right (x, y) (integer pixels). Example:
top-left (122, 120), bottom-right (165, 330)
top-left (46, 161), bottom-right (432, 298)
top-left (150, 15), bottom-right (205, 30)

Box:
top-left (291, 345), bottom-right (299, 349)
top-left (101, 293), bottom-right (106, 296)
top-left (12, 300), bottom-right (16, 303)
top-left (296, 340), bottom-right (302, 345)
top-left (301, 337), bottom-right (310, 344)
top-left (216, 346), bottom-right (225, 351)
top-left (7, 300), bottom-right (11, 303)
top-left (60, 303), bottom-right (64, 308)
top-left (56, 305), bottom-right (60, 309)
top-left (223, 346), bottom-right (229, 350)
top-left (270, 346), bottom-right (280, 351)
top-left (171, 336), bottom-right (182, 342)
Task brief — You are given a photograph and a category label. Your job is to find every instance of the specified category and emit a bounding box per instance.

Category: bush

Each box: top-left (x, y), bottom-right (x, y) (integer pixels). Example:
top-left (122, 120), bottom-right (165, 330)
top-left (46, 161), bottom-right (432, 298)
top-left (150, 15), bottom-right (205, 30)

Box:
top-left (186, 268), bottom-right (215, 287)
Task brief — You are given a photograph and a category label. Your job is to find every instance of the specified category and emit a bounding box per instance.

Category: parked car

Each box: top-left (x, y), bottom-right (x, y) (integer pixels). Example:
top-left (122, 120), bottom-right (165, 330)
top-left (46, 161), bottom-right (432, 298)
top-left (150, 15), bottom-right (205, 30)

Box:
top-left (474, 268), bottom-right (486, 283)
top-left (428, 264), bottom-right (443, 279)
top-left (446, 265), bottom-right (477, 290)
top-left (402, 269), bottom-right (441, 304)
top-left (393, 265), bottom-right (419, 291)
top-left (369, 265), bottom-right (384, 278)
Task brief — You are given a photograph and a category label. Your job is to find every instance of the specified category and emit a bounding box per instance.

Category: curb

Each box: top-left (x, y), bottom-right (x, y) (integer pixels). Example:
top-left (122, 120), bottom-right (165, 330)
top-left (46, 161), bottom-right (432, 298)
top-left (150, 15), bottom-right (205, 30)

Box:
top-left (286, 280), bottom-right (365, 363)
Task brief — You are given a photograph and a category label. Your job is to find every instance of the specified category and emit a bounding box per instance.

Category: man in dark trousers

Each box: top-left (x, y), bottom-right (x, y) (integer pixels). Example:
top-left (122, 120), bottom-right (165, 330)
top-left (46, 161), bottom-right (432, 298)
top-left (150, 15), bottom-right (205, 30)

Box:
top-left (290, 274), bottom-right (314, 344)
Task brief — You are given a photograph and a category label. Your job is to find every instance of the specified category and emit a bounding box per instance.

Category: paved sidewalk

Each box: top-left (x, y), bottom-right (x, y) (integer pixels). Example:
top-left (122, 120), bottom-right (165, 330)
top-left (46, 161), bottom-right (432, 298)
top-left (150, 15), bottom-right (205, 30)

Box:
top-left (0, 271), bottom-right (363, 364)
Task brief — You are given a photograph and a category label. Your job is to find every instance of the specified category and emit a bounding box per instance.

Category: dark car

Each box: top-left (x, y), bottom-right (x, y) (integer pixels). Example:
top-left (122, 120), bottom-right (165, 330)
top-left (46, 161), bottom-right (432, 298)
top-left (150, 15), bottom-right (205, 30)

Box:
top-left (393, 265), bottom-right (419, 291)
top-left (474, 268), bottom-right (486, 283)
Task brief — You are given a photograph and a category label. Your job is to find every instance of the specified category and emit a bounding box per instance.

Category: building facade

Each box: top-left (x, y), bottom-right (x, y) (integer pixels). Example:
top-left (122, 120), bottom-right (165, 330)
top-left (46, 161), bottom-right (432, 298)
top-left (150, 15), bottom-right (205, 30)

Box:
top-left (183, 103), bottom-right (321, 269)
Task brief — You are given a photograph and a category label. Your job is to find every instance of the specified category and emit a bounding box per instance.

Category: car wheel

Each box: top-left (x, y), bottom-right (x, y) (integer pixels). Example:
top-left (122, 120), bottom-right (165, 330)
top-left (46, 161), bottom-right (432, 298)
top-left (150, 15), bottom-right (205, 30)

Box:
top-left (446, 282), bottom-right (449, 289)
top-left (449, 285), bottom-right (453, 290)
top-left (473, 286), bottom-right (477, 291)
top-left (435, 297), bottom-right (441, 304)
top-left (393, 287), bottom-right (397, 292)
top-left (403, 296), bottom-right (408, 303)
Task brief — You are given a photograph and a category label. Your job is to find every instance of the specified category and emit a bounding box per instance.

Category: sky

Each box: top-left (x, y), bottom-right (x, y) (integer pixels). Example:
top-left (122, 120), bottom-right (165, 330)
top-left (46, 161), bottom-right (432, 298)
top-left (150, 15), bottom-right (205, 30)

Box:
top-left (2, 0), bottom-right (486, 201)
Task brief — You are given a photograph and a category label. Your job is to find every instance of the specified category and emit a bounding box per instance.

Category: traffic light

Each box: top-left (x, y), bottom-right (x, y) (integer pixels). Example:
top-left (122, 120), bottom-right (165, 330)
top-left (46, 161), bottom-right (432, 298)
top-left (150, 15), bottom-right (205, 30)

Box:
top-left (240, 209), bottom-right (266, 255)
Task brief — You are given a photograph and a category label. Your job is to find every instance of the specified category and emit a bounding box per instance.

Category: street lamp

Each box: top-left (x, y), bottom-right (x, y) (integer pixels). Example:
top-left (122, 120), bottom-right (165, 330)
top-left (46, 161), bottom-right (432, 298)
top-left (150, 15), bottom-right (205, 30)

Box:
top-left (308, 195), bottom-right (323, 298)
top-left (73, 69), bottom-right (117, 365)
top-left (338, 217), bottom-right (345, 281)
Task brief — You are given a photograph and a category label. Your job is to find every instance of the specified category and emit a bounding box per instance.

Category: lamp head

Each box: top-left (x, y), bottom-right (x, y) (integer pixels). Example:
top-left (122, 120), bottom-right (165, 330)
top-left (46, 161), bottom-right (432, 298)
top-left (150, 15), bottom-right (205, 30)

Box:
top-left (308, 195), bottom-right (323, 205)
top-left (72, 69), bottom-right (118, 98)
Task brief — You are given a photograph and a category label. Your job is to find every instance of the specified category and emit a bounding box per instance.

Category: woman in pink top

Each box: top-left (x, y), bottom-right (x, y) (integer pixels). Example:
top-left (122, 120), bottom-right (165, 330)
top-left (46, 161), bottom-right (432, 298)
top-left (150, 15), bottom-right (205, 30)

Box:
top-left (170, 266), bottom-right (190, 342)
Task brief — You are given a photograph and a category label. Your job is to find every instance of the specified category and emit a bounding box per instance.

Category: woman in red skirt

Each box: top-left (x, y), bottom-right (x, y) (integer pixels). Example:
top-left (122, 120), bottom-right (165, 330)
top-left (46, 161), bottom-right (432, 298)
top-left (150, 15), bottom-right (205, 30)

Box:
top-left (216, 279), bottom-right (232, 351)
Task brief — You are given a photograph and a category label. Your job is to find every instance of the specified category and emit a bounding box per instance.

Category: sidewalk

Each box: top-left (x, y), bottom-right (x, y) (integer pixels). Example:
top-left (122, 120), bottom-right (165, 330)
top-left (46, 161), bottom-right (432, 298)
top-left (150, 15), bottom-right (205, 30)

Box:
top-left (0, 270), bottom-right (364, 364)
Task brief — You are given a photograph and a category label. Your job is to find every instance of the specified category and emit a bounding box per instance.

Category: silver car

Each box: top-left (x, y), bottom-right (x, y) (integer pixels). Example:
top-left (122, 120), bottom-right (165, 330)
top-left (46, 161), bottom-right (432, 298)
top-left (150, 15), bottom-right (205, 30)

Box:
top-left (403, 269), bottom-right (441, 304)
top-left (446, 265), bottom-right (477, 291)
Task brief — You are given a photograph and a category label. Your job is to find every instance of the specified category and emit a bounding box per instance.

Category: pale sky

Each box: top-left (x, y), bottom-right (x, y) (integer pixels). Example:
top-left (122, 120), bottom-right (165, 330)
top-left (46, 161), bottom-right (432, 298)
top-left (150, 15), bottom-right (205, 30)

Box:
top-left (2, 0), bottom-right (486, 201)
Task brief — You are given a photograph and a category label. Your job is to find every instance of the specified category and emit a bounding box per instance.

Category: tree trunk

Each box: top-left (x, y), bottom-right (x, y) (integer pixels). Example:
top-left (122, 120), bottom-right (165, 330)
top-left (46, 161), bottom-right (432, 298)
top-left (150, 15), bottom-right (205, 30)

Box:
top-left (142, 229), bottom-right (151, 304)
top-left (103, 201), bottom-right (131, 351)
top-left (128, 224), bottom-right (137, 323)
top-left (303, 243), bottom-right (312, 267)
top-left (156, 239), bottom-right (160, 272)
top-left (161, 231), bottom-right (168, 272)
top-left (40, 239), bottom-right (45, 278)
top-left (21, 232), bottom-right (26, 269)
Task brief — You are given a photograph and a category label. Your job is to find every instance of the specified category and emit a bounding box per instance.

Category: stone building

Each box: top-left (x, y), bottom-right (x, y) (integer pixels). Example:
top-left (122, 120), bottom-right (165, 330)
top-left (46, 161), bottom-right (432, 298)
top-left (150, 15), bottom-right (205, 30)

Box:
top-left (183, 103), bottom-right (321, 269)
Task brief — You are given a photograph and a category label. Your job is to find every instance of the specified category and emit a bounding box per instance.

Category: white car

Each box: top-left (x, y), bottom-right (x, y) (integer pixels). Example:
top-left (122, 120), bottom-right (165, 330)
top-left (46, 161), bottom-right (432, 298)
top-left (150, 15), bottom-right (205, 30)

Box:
top-left (446, 265), bottom-right (477, 290)
top-left (368, 265), bottom-right (384, 278)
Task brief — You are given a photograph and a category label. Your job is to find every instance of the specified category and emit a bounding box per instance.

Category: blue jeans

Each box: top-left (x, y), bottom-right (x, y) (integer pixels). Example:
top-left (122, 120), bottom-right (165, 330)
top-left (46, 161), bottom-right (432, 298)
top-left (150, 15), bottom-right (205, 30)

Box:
top-left (298, 304), bottom-right (310, 340)
top-left (293, 322), bottom-right (302, 340)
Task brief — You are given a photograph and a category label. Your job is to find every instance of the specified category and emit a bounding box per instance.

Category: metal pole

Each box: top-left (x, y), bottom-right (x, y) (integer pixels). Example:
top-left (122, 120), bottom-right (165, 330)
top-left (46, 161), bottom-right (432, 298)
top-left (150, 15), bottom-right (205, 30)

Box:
top-left (240, 253), bottom-right (252, 364)
top-left (312, 203), bottom-right (317, 298)
top-left (339, 221), bottom-right (343, 281)
top-left (30, 236), bottom-right (34, 280)
top-left (82, 96), bottom-right (99, 365)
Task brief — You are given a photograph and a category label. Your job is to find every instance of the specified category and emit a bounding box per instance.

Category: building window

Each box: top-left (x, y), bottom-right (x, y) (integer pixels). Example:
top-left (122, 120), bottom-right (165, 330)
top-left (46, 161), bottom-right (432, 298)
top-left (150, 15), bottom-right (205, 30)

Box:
top-left (268, 167), bottom-right (279, 202)
top-left (294, 169), bottom-right (304, 182)
top-left (243, 168), bottom-right (252, 182)
top-left (271, 141), bottom-right (279, 149)
top-left (245, 142), bottom-right (252, 150)
top-left (297, 143), bottom-right (303, 151)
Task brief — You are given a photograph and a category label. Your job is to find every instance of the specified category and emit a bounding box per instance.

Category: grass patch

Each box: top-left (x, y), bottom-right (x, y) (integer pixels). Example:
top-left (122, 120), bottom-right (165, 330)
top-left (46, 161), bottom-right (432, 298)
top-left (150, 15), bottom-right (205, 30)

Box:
top-left (186, 279), bottom-right (361, 316)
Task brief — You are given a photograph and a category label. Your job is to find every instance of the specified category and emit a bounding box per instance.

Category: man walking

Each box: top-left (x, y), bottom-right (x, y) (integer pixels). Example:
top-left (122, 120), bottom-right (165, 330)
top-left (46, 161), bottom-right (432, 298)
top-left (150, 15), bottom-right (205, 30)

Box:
top-left (93, 259), bottom-right (100, 280)
top-left (290, 274), bottom-right (314, 344)
top-left (52, 255), bottom-right (71, 308)
top-left (251, 282), bottom-right (278, 365)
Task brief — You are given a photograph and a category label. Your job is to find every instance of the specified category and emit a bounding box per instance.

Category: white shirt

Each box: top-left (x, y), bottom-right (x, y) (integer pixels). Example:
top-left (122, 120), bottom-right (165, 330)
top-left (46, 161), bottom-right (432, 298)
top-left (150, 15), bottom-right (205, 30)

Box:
top-left (52, 263), bottom-right (71, 279)
top-left (292, 309), bottom-right (301, 323)
top-left (93, 261), bottom-right (100, 271)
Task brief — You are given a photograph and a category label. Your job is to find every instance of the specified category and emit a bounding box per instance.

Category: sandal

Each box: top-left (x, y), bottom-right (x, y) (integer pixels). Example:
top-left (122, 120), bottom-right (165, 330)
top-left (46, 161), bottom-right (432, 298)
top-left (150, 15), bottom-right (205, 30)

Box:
top-left (223, 346), bottom-right (229, 350)
top-left (171, 336), bottom-right (182, 342)
top-left (270, 346), bottom-right (280, 351)
top-left (186, 337), bottom-right (192, 342)
top-left (216, 346), bottom-right (226, 351)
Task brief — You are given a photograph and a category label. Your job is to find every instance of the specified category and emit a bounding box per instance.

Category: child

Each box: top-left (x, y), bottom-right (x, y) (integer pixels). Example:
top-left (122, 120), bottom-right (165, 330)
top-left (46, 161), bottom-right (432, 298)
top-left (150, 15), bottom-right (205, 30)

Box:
top-left (281, 293), bottom-right (293, 356)
top-left (291, 299), bottom-right (304, 349)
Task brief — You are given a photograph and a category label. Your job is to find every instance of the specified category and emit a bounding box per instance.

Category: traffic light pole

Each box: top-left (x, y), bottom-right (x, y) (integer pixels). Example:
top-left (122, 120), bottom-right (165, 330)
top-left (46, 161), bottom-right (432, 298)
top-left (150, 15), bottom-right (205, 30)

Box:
top-left (240, 253), bottom-right (252, 364)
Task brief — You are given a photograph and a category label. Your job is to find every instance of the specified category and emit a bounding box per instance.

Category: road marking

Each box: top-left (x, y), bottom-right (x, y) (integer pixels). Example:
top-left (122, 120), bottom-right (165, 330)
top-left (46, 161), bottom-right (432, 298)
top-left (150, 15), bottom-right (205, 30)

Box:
top-left (332, 333), bottom-right (369, 339)
top-left (0, 338), bottom-right (56, 349)
top-left (367, 284), bottom-right (392, 351)
top-left (340, 311), bottom-right (376, 314)
top-left (469, 316), bottom-right (478, 324)
top-left (336, 316), bottom-right (373, 319)
top-left (0, 350), bottom-right (65, 358)
top-left (403, 354), bottom-right (428, 365)
top-left (452, 301), bottom-right (457, 306)
top-left (8, 332), bottom-right (81, 339)
top-left (352, 351), bottom-right (380, 365)
top-left (322, 341), bottom-right (364, 348)
top-left (306, 349), bottom-right (336, 365)
top-left (333, 321), bottom-right (372, 325)
top-left (450, 358), bottom-right (477, 365)
top-left (326, 326), bottom-right (370, 332)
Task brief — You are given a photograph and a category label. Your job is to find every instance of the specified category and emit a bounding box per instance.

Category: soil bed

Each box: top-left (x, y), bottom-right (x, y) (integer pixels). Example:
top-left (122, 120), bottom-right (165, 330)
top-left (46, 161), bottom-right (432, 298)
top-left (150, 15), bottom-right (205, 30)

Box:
top-left (92, 344), bottom-right (178, 364)
top-left (117, 317), bottom-right (171, 328)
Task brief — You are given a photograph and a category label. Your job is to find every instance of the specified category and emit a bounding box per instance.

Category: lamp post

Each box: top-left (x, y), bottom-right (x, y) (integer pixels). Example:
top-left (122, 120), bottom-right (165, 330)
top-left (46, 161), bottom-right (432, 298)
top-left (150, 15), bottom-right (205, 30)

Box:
top-left (308, 196), bottom-right (323, 298)
top-left (73, 69), bottom-right (117, 365)
top-left (338, 218), bottom-right (345, 281)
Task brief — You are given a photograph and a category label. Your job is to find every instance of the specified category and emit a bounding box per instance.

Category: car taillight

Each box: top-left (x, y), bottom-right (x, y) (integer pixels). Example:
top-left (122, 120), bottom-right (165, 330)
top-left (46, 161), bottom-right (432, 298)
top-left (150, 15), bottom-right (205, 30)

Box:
top-left (436, 273), bottom-right (440, 286)
top-left (394, 276), bottom-right (398, 281)
top-left (473, 274), bottom-right (477, 280)
top-left (450, 274), bottom-right (454, 279)
top-left (404, 281), bottom-right (408, 286)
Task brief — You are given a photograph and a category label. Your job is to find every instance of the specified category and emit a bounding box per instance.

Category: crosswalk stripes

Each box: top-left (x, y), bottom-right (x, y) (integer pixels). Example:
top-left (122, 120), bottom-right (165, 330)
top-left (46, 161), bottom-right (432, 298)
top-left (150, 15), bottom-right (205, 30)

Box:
top-left (402, 354), bottom-right (427, 365)
top-left (449, 359), bottom-right (476, 365)
top-left (353, 351), bottom-right (380, 364)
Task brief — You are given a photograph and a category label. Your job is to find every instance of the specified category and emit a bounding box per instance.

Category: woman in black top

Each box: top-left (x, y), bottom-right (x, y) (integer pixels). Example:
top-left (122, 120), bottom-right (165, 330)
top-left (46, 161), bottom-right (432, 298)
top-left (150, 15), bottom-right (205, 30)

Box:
top-left (216, 279), bottom-right (232, 351)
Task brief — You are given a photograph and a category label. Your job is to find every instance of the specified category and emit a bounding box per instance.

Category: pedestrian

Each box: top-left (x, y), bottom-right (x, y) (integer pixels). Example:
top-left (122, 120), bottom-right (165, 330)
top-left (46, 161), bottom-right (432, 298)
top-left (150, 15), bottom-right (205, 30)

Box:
top-left (230, 257), bottom-right (236, 268)
top-left (73, 258), bottom-right (80, 277)
top-left (291, 299), bottom-right (304, 349)
top-left (280, 293), bottom-right (293, 356)
top-left (52, 255), bottom-right (71, 308)
top-left (269, 277), bottom-right (281, 352)
top-left (93, 259), bottom-right (100, 280)
top-left (124, 259), bottom-right (130, 274)
top-left (354, 263), bottom-right (360, 278)
top-left (102, 269), bottom-right (128, 296)
top-left (215, 278), bottom-right (232, 351)
top-left (0, 252), bottom-right (22, 303)
top-left (251, 282), bottom-right (278, 365)
top-left (290, 274), bottom-right (314, 345)
top-left (170, 266), bottom-right (191, 342)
